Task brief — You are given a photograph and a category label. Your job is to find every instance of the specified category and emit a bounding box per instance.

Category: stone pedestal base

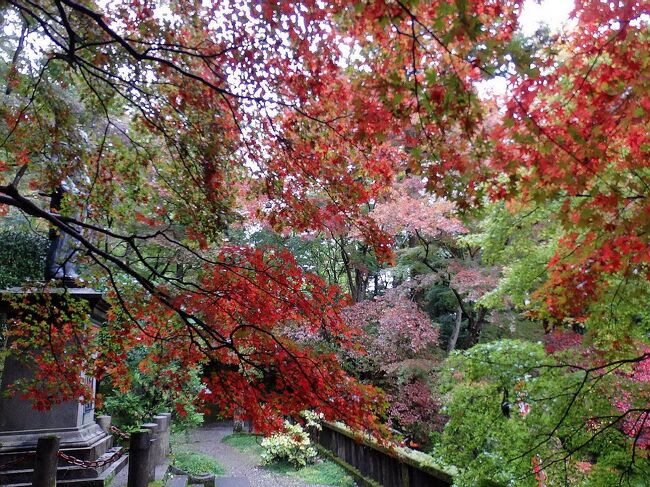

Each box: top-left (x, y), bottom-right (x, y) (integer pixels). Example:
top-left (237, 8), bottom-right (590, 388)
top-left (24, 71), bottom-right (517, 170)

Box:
top-left (0, 422), bottom-right (107, 451)
top-left (0, 423), bottom-right (129, 487)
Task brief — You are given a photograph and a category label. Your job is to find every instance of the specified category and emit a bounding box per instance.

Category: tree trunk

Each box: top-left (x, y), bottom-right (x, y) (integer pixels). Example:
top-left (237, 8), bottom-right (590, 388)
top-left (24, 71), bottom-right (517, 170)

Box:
top-left (465, 307), bottom-right (488, 348)
top-left (450, 287), bottom-right (488, 349)
top-left (447, 304), bottom-right (463, 353)
top-left (353, 269), bottom-right (368, 302)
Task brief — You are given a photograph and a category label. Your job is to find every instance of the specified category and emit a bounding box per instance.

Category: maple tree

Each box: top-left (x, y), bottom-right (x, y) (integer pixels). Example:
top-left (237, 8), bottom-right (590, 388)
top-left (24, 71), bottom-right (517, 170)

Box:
top-left (0, 0), bottom-right (401, 432)
top-left (341, 283), bottom-right (443, 443)
top-left (370, 176), bottom-right (499, 349)
top-left (439, 339), bottom-right (650, 486)
top-left (0, 0), bottom-right (648, 483)
top-left (484, 3), bottom-right (650, 329)
top-left (370, 176), bottom-right (466, 240)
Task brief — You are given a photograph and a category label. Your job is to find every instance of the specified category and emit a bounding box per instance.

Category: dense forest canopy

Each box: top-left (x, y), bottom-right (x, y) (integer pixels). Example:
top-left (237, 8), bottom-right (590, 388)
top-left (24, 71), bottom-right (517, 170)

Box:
top-left (0, 0), bottom-right (648, 485)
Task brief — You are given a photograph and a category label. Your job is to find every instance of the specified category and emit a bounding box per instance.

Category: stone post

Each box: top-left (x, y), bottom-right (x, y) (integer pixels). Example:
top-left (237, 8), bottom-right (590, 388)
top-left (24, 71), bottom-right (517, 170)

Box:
top-left (127, 430), bottom-right (151, 487)
top-left (160, 413), bottom-right (172, 435)
top-left (153, 414), bottom-right (170, 461)
top-left (161, 412), bottom-right (172, 453)
top-left (96, 415), bottom-right (112, 434)
top-left (33, 436), bottom-right (60, 487)
top-left (141, 422), bottom-right (159, 482)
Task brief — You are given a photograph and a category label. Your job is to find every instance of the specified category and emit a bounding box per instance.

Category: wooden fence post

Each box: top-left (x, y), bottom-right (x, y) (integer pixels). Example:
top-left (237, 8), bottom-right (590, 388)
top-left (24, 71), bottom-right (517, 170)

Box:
top-left (127, 430), bottom-right (151, 487)
top-left (33, 436), bottom-right (60, 487)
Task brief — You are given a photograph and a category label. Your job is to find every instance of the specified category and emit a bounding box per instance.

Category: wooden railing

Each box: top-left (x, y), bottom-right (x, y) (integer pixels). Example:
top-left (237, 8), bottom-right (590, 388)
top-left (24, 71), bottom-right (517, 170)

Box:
top-left (315, 422), bottom-right (453, 487)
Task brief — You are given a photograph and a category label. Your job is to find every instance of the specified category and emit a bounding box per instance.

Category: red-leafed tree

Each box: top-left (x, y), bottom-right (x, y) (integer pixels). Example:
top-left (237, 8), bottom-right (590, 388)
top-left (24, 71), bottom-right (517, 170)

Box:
top-left (0, 0), bottom-right (648, 464)
top-left (482, 1), bottom-right (650, 327)
top-left (370, 176), bottom-right (499, 349)
top-left (341, 283), bottom-right (442, 443)
top-left (0, 0), bottom-right (407, 431)
top-left (371, 176), bottom-right (466, 239)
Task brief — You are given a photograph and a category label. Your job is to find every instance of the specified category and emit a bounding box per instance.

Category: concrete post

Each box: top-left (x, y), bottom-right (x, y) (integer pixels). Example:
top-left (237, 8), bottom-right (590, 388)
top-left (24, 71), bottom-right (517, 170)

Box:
top-left (127, 430), bottom-right (151, 487)
top-left (141, 422), bottom-right (159, 482)
top-left (33, 436), bottom-right (60, 487)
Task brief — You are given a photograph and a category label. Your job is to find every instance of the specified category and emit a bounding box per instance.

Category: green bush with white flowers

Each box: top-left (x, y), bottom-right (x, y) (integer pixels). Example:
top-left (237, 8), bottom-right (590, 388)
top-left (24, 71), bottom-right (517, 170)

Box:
top-left (260, 420), bottom-right (318, 468)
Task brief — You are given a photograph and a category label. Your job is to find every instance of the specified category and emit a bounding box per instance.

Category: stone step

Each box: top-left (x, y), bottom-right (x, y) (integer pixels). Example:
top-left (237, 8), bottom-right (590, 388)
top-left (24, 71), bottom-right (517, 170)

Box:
top-left (0, 423), bottom-right (109, 453)
top-left (0, 451), bottom-right (127, 487)
top-left (58, 433), bottom-right (115, 460)
top-left (0, 447), bottom-right (126, 485)
top-left (166, 474), bottom-right (189, 487)
top-left (58, 446), bottom-right (126, 474)
top-left (0, 464), bottom-right (99, 484)
top-left (0, 432), bottom-right (114, 469)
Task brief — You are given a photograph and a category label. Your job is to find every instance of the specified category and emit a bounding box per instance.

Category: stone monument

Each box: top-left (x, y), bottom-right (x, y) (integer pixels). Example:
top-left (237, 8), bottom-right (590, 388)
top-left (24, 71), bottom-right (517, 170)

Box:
top-left (0, 194), bottom-right (127, 485)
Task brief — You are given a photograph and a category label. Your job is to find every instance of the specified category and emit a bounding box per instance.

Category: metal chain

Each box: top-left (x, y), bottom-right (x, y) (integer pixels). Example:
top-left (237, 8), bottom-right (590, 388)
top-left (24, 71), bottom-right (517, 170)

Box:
top-left (1, 426), bottom-right (130, 471)
top-left (57, 447), bottom-right (126, 469)
top-left (0, 452), bottom-right (34, 471)
top-left (0, 448), bottom-right (125, 471)
top-left (109, 425), bottom-right (131, 440)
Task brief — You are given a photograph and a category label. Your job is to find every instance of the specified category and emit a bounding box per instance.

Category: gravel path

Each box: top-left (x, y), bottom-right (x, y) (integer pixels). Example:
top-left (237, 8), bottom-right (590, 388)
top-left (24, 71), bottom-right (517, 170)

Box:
top-left (110, 423), bottom-right (331, 487)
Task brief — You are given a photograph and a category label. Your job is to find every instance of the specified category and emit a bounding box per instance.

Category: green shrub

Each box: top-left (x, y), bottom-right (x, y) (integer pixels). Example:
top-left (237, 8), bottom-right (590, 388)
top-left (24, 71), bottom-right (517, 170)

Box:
top-left (97, 347), bottom-right (204, 432)
top-left (171, 451), bottom-right (225, 476)
top-left (0, 230), bottom-right (48, 289)
top-left (260, 421), bottom-right (318, 468)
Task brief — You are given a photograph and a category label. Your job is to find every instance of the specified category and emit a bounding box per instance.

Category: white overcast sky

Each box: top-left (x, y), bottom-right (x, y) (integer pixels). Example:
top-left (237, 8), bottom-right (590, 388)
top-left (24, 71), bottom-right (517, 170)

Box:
top-left (520, 0), bottom-right (574, 35)
top-left (475, 0), bottom-right (574, 98)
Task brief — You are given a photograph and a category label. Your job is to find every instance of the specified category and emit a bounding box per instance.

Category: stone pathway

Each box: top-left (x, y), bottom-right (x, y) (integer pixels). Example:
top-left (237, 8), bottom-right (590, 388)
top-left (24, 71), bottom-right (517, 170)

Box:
top-left (215, 477), bottom-right (252, 487)
top-left (110, 423), bottom-right (330, 487)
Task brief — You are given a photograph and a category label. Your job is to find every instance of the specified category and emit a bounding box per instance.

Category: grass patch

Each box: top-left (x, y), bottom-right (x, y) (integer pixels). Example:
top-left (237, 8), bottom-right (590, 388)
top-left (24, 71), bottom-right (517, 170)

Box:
top-left (221, 433), bottom-right (264, 456)
top-left (221, 433), bottom-right (354, 486)
top-left (267, 460), bottom-right (356, 487)
top-left (171, 451), bottom-right (225, 476)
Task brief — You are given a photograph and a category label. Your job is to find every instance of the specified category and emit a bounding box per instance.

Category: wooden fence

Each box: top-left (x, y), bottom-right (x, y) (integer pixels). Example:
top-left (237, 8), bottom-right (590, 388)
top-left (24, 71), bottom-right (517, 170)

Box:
top-left (315, 422), bottom-right (453, 487)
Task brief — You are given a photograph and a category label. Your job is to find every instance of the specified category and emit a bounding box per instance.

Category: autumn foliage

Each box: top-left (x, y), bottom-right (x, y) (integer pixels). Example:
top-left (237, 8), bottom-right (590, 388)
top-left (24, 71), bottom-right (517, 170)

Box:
top-left (0, 0), bottom-right (649, 481)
